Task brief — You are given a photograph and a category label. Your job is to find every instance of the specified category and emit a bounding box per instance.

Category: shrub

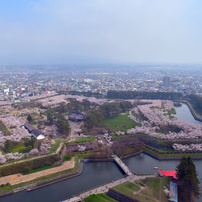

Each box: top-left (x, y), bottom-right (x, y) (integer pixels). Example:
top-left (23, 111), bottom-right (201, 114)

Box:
top-left (0, 155), bottom-right (61, 177)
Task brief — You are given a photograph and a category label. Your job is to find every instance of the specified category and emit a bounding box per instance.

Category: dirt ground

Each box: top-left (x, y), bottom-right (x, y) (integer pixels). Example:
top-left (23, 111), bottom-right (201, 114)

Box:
top-left (0, 157), bottom-right (75, 185)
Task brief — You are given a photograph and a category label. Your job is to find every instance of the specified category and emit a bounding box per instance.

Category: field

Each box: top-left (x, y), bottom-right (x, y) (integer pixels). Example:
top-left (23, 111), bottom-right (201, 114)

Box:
top-left (11, 142), bottom-right (32, 153)
top-left (104, 112), bottom-right (141, 132)
top-left (139, 177), bottom-right (169, 201)
top-left (49, 139), bottom-right (67, 153)
top-left (84, 194), bottom-right (117, 202)
top-left (113, 182), bottom-right (145, 201)
top-left (113, 181), bottom-right (140, 194)
top-left (68, 136), bottom-right (96, 145)
top-left (112, 178), bottom-right (169, 202)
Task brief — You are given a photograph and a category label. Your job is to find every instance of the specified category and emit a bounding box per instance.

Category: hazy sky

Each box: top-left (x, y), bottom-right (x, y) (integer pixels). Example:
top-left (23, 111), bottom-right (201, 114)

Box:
top-left (0, 0), bottom-right (202, 64)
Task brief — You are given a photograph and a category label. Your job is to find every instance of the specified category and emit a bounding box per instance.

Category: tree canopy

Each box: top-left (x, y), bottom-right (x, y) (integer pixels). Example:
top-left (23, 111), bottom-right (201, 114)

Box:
top-left (107, 90), bottom-right (182, 100)
top-left (56, 115), bottom-right (71, 135)
top-left (27, 114), bottom-right (33, 122)
top-left (176, 157), bottom-right (200, 201)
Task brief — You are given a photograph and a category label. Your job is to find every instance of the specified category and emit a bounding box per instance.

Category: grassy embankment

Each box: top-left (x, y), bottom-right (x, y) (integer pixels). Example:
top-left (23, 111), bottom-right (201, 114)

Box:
top-left (111, 133), bottom-right (202, 159)
top-left (143, 145), bottom-right (202, 159)
top-left (0, 154), bottom-right (80, 194)
top-left (49, 139), bottom-right (68, 153)
top-left (10, 142), bottom-right (32, 153)
top-left (84, 194), bottom-right (118, 202)
top-left (113, 181), bottom-right (140, 193)
top-left (104, 112), bottom-right (141, 132)
top-left (68, 136), bottom-right (96, 145)
top-left (112, 177), bottom-right (169, 202)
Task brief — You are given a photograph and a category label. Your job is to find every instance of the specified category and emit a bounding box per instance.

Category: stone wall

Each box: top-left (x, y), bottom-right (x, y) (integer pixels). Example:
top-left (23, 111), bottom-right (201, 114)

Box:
top-left (107, 189), bottom-right (140, 202)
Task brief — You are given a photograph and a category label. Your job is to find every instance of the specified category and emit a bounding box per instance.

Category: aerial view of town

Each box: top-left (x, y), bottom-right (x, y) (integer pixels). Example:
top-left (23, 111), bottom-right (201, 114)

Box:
top-left (0, 1), bottom-right (202, 202)
top-left (0, 64), bottom-right (201, 202)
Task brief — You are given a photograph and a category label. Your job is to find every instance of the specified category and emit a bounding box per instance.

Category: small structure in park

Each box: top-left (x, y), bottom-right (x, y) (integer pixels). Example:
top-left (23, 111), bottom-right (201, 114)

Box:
top-left (24, 123), bottom-right (45, 140)
top-left (158, 169), bottom-right (177, 179)
top-left (159, 169), bottom-right (178, 202)
top-left (68, 112), bottom-right (85, 122)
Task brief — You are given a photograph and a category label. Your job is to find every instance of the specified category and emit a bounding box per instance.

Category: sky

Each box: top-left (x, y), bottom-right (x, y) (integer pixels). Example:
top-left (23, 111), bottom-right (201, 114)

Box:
top-left (0, 0), bottom-right (202, 64)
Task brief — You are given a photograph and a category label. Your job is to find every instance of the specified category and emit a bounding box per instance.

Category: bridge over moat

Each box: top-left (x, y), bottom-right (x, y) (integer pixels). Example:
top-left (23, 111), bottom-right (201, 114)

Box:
top-left (111, 154), bottom-right (133, 176)
top-left (63, 155), bottom-right (136, 202)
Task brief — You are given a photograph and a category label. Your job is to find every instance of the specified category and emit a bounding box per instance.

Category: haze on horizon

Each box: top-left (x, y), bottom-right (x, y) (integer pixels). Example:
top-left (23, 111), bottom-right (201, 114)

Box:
top-left (0, 0), bottom-right (202, 65)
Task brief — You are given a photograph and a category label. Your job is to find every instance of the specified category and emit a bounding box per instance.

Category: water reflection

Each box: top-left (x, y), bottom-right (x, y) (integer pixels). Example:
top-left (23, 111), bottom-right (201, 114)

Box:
top-left (1, 154), bottom-right (202, 202)
top-left (175, 103), bottom-right (202, 125)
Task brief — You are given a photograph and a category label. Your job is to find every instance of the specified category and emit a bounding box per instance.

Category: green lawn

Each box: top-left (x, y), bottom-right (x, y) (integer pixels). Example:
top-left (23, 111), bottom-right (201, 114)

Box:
top-left (69, 136), bottom-right (96, 145)
top-left (112, 179), bottom-right (168, 202)
top-left (113, 182), bottom-right (140, 196)
top-left (140, 177), bottom-right (169, 202)
top-left (84, 194), bottom-right (117, 202)
top-left (50, 140), bottom-right (62, 153)
top-left (30, 113), bottom-right (39, 116)
top-left (104, 112), bottom-right (141, 132)
top-left (112, 181), bottom-right (156, 202)
top-left (167, 109), bottom-right (176, 114)
top-left (11, 142), bottom-right (32, 153)
top-left (49, 139), bottom-right (67, 153)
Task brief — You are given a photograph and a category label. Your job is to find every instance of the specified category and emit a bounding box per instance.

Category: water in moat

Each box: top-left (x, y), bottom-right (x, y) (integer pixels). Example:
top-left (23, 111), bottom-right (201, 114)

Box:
top-left (0, 161), bottom-right (124, 202)
top-left (1, 153), bottom-right (202, 202)
top-left (175, 102), bottom-right (202, 125)
top-left (1, 102), bottom-right (202, 202)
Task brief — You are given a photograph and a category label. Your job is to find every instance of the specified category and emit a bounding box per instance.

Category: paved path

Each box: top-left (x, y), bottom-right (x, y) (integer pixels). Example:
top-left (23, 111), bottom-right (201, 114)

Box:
top-left (128, 110), bottom-right (142, 125)
top-left (63, 174), bottom-right (156, 202)
top-left (69, 121), bottom-right (83, 138)
top-left (112, 154), bottom-right (133, 176)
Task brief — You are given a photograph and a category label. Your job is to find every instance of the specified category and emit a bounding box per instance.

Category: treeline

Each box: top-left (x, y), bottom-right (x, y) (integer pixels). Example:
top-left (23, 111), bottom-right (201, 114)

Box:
top-left (59, 90), bottom-right (104, 98)
top-left (47, 99), bottom-right (94, 115)
top-left (0, 155), bottom-right (61, 177)
top-left (188, 94), bottom-right (202, 116)
top-left (55, 115), bottom-right (71, 134)
top-left (107, 90), bottom-right (182, 100)
top-left (84, 101), bottom-right (133, 130)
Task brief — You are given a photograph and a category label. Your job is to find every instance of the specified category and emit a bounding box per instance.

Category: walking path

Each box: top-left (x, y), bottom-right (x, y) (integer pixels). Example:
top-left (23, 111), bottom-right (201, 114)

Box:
top-left (0, 157), bottom-right (75, 185)
top-left (128, 110), bottom-right (142, 125)
top-left (63, 174), bottom-right (156, 202)
top-left (112, 154), bottom-right (133, 176)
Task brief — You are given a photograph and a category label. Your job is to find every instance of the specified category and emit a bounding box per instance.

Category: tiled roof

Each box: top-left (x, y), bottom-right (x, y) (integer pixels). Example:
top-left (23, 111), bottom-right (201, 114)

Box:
top-left (31, 129), bottom-right (42, 137)
top-left (24, 122), bottom-right (35, 132)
